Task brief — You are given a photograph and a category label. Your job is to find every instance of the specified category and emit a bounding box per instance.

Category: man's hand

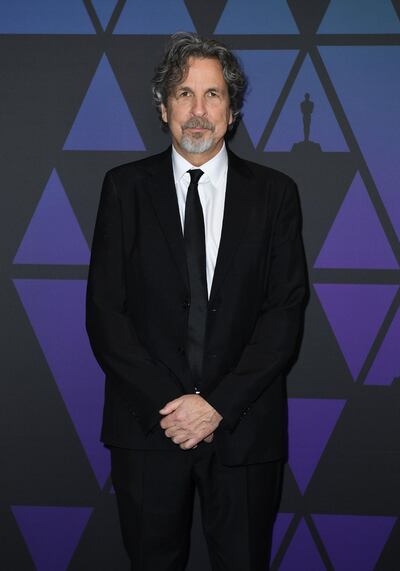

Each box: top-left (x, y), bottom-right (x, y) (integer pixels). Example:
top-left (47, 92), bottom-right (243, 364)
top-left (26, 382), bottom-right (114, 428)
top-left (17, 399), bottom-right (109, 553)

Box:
top-left (159, 394), bottom-right (222, 449)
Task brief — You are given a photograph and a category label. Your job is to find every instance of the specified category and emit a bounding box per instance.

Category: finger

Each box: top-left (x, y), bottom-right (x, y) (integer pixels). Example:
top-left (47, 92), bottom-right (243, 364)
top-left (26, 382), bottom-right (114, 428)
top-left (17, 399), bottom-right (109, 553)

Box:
top-left (164, 426), bottom-right (185, 438)
top-left (159, 416), bottom-right (176, 429)
top-left (163, 425), bottom-right (191, 442)
top-left (163, 428), bottom-right (175, 438)
top-left (180, 439), bottom-right (198, 450)
top-left (159, 398), bottom-right (182, 415)
top-left (172, 431), bottom-right (193, 444)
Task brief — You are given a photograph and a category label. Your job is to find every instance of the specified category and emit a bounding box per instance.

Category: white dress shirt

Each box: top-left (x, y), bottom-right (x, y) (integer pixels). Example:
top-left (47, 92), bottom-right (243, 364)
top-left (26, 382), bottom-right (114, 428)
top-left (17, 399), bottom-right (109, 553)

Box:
top-left (172, 142), bottom-right (228, 298)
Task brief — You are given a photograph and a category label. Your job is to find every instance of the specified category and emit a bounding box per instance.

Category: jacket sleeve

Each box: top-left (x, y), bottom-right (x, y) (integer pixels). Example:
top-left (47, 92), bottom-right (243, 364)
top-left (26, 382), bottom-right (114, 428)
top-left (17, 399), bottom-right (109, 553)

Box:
top-left (85, 171), bottom-right (184, 436)
top-left (205, 179), bottom-right (309, 432)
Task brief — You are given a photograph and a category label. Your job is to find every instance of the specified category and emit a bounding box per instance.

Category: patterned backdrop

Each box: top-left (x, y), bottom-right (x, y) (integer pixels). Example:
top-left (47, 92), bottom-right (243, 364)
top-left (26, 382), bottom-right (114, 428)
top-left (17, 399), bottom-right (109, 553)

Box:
top-left (1, 1), bottom-right (400, 569)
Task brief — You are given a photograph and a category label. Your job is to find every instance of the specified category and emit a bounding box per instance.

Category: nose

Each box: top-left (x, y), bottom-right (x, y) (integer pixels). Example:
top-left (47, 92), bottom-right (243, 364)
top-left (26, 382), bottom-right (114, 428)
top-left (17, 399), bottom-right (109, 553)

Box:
top-left (190, 95), bottom-right (207, 117)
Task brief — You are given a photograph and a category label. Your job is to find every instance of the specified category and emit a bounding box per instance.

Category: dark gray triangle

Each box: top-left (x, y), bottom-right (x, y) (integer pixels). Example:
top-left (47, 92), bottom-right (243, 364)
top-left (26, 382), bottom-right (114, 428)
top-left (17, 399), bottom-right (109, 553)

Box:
top-left (288, 0), bottom-right (330, 33)
top-left (184, 0), bottom-right (228, 35)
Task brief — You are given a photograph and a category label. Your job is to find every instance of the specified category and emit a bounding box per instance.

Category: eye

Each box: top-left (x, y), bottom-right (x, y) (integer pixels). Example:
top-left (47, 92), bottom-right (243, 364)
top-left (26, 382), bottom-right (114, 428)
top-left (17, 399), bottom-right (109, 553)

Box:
top-left (178, 90), bottom-right (191, 97)
top-left (207, 90), bottom-right (218, 97)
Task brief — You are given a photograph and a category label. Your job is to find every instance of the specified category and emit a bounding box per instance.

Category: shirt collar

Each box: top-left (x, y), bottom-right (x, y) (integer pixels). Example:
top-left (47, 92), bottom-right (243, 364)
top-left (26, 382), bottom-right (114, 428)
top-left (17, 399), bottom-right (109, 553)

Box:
top-left (172, 141), bottom-right (228, 186)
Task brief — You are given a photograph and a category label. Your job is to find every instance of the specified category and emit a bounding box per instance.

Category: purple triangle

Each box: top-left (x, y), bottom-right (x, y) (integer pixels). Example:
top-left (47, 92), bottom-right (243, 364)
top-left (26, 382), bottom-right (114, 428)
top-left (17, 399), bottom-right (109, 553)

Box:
top-left (14, 279), bottom-right (110, 487)
top-left (12, 506), bottom-right (92, 571)
top-left (365, 305), bottom-right (400, 386)
top-left (315, 172), bottom-right (398, 269)
top-left (266, 54), bottom-right (348, 151)
top-left (314, 284), bottom-right (397, 380)
top-left (279, 519), bottom-right (326, 570)
top-left (235, 50), bottom-right (298, 147)
top-left (288, 399), bottom-right (346, 494)
top-left (271, 513), bottom-right (294, 562)
top-left (13, 170), bottom-right (89, 265)
top-left (312, 514), bottom-right (396, 570)
top-left (320, 46), bottom-right (400, 240)
top-left (92, 0), bottom-right (118, 30)
top-left (64, 54), bottom-right (145, 151)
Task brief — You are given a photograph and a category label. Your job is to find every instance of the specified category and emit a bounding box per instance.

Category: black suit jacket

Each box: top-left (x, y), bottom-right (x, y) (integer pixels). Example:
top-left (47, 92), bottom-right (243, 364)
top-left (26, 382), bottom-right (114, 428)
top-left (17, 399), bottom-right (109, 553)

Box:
top-left (86, 146), bottom-right (308, 466)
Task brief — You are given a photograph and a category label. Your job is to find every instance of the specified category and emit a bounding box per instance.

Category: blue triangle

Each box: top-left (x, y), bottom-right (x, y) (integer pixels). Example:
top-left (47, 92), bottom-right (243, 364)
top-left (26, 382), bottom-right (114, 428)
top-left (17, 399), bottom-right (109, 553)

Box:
top-left (271, 513), bottom-right (294, 563)
top-left (312, 514), bottom-right (396, 570)
top-left (92, 0), bottom-right (118, 30)
top-left (12, 506), bottom-right (92, 571)
top-left (365, 307), bottom-right (400, 386)
top-left (63, 55), bottom-right (145, 151)
top-left (280, 519), bottom-right (326, 570)
top-left (215, 0), bottom-right (298, 34)
top-left (114, 0), bottom-right (195, 34)
top-left (314, 284), bottom-right (397, 380)
top-left (235, 50), bottom-right (298, 147)
top-left (320, 46), bottom-right (400, 240)
top-left (13, 170), bottom-right (89, 265)
top-left (14, 279), bottom-right (110, 487)
top-left (0, 0), bottom-right (95, 34)
top-left (288, 399), bottom-right (346, 494)
top-left (266, 55), bottom-right (348, 151)
top-left (319, 0), bottom-right (400, 34)
top-left (315, 172), bottom-right (398, 269)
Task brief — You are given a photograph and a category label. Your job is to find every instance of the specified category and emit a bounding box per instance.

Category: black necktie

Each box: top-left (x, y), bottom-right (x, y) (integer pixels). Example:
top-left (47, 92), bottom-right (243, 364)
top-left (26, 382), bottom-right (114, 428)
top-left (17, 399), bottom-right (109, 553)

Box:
top-left (184, 169), bottom-right (207, 391)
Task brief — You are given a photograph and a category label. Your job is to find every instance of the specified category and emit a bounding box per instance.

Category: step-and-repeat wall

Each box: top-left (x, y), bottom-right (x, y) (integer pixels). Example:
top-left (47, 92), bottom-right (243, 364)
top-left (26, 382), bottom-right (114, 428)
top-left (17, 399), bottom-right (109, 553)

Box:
top-left (2, 1), bottom-right (399, 569)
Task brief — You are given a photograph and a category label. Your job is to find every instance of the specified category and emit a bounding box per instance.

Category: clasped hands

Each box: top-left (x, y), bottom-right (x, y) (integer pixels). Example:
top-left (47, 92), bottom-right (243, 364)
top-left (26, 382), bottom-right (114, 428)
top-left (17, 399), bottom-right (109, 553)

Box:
top-left (159, 394), bottom-right (223, 450)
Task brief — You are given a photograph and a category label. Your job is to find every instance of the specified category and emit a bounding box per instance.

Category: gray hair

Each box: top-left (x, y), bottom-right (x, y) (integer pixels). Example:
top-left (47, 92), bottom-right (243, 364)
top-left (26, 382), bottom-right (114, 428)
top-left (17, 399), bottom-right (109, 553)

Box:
top-left (151, 32), bottom-right (247, 132)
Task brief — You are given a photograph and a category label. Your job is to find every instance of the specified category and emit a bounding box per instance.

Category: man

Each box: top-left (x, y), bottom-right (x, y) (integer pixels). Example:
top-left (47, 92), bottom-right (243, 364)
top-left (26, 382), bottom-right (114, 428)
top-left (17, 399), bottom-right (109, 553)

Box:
top-left (86, 32), bottom-right (308, 571)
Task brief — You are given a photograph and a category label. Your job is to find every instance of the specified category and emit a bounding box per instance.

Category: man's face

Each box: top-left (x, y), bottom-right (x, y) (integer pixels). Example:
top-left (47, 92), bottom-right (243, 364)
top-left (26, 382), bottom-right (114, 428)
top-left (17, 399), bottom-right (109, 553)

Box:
top-left (161, 57), bottom-right (234, 165)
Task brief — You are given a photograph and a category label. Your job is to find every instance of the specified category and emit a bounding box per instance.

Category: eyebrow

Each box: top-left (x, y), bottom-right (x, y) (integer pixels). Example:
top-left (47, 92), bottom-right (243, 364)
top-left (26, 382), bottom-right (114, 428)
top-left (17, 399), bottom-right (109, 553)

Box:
top-left (176, 86), bottom-right (223, 93)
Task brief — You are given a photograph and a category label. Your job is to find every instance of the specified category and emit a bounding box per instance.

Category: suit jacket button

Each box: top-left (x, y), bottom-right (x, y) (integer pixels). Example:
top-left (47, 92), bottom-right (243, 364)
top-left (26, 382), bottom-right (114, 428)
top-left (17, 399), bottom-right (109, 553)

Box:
top-left (182, 301), bottom-right (191, 310)
top-left (177, 346), bottom-right (185, 354)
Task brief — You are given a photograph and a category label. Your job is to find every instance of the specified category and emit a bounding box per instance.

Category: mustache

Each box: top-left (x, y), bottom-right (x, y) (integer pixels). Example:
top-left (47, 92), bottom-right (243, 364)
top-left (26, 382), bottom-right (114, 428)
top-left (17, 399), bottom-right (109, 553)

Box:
top-left (183, 118), bottom-right (215, 131)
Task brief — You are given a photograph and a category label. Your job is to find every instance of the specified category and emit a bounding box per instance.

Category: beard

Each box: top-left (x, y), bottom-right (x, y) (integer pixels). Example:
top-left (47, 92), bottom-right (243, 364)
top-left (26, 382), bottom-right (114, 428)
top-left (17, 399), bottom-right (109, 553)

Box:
top-left (180, 117), bottom-right (216, 154)
top-left (180, 133), bottom-right (215, 154)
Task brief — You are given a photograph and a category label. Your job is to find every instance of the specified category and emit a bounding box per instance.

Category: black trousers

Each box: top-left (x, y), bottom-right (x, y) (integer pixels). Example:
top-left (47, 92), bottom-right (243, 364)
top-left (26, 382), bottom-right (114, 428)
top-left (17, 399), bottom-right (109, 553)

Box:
top-left (110, 440), bottom-right (283, 571)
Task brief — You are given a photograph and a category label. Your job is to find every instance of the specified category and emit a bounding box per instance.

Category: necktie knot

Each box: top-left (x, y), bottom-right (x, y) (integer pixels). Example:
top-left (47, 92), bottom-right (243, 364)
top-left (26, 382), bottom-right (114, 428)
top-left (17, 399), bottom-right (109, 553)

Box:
top-left (188, 169), bottom-right (204, 187)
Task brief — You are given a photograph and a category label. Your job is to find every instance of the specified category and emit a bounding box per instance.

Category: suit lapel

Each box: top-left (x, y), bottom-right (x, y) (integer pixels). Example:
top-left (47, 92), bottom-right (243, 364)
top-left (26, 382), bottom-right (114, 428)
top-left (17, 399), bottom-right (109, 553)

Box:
top-left (208, 149), bottom-right (253, 304)
top-left (144, 147), bottom-right (189, 291)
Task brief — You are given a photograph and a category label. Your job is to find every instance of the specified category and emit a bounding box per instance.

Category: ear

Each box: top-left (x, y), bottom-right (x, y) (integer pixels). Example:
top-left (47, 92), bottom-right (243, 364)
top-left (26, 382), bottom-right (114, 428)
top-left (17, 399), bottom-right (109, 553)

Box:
top-left (228, 108), bottom-right (234, 126)
top-left (161, 103), bottom-right (168, 124)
